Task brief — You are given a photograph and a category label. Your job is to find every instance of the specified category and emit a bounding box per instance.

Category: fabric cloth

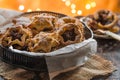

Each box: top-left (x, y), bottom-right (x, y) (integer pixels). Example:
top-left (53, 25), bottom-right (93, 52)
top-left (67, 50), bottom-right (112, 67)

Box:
top-left (0, 8), bottom-right (22, 24)
top-left (0, 54), bottom-right (116, 80)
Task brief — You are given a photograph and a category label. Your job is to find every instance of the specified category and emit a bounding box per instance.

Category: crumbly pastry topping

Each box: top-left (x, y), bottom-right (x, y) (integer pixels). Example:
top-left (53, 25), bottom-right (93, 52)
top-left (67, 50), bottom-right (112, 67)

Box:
top-left (0, 14), bottom-right (85, 53)
top-left (0, 25), bottom-right (32, 50)
top-left (55, 17), bottom-right (80, 29)
top-left (28, 15), bottom-right (56, 35)
top-left (27, 32), bottom-right (60, 52)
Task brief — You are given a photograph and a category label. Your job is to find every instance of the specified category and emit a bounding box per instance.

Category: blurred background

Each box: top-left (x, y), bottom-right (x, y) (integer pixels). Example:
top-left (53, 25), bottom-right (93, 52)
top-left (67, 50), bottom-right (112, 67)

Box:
top-left (0, 0), bottom-right (120, 16)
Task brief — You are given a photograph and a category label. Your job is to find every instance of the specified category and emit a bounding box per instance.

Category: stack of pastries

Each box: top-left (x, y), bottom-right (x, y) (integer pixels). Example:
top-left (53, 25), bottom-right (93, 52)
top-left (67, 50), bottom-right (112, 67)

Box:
top-left (0, 14), bottom-right (85, 53)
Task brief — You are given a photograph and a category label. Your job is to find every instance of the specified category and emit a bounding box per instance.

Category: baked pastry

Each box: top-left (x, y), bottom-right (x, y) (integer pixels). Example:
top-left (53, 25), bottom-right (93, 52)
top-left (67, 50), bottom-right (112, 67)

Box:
top-left (1, 25), bottom-right (32, 50)
top-left (57, 23), bottom-right (84, 46)
top-left (94, 10), bottom-right (119, 32)
top-left (55, 17), bottom-right (80, 29)
top-left (28, 32), bottom-right (60, 52)
top-left (28, 15), bottom-right (56, 35)
top-left (83, 10), bottom-right (119, 33)
top-left (94, 10), bottom-right (118, 28)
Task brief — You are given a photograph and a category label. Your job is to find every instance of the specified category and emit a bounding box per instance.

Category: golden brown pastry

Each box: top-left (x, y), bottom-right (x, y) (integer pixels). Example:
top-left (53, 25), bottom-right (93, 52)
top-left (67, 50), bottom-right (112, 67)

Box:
top-left (28, 15), bottom-right (56, 35)
top-left (28, 32), bottom-right (60, 53)
top-left (94, 10), bottom-right (119, 32)
top-left (1, 25), bottom-right (32, 50)
top-left (55, 17), bottom-right (80, 29)
top-left (57, 23), bottom-right (84, 46)
top-left (83, 10), bottom-right (120, 33)
top-left (94, 10), bottom-right (117, 27)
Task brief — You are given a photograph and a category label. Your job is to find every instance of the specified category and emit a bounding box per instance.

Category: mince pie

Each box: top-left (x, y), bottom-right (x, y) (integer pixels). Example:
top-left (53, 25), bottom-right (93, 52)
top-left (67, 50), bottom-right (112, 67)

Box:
top-left (1, 25), bottom-right (32, 50)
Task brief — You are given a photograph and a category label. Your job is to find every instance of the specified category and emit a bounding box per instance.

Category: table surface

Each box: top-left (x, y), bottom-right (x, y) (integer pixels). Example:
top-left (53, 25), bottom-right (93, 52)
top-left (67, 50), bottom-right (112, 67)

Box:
top-left (92, 38), bottom-right (120, 80)
top-left (0, 38), bottom-right (120, 80)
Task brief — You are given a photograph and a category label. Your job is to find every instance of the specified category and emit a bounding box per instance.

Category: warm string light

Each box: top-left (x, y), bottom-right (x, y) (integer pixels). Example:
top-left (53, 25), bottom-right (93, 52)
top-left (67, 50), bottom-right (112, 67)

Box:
top-left (27, 8), bottom-right (41, 12)
top-left (71, 3), bottom-right (76, 14)
top-left (19, 5), bottom-right (24, 11)
top-left (0, 0), bottom-right (118, 16)
top-left (77, 10), bottom-right (82, 15)
top-left (91, 1), bottom-right (96, 7)
top-left (17, 0), bottom-right (96, 15)
top-left (62, 0), bottom-right (96, 15)
top-left (18, 0), bottom-right (41, 12)
top-left (85, 1), bottom-right (96, 9)
top-left (36, 8), bottom-right (41, 11)
top-left (62, 0), bottom-right (66, 2)
top-left (65, 0), bottom-right (71, 6)
top-left (27, 9), bottom-right (32, 12)
top-left (2, 0), bottom-right (96, 15)
top-left (71, 9), bottom-right (76, 13)
top-left (86, 4), bottom-right (91, 9)
top-left (62, 0), bottom-right (83, 15)
top-left (71, 4), bottom-right (76, 9)
top-left (18, 5), bottom-right (41, 12)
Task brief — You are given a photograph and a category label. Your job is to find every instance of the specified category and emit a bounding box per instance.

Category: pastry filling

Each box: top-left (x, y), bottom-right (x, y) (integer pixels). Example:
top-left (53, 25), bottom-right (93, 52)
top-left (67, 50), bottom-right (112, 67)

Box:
top-left (10, 29), bottom-right (22, 41)
top-left (96, 10), bottom-right (114, 25)
top-left (62, 28), bottom-right (77, 42)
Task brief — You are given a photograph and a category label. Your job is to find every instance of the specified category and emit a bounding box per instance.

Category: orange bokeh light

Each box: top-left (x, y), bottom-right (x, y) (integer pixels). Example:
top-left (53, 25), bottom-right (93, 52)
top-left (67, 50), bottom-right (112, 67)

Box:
top-left (85, 4), bottom-right (91, 10)
top-left (0, 0), bottom-right (119, 16)
top-left (19, 5), bottom-right (24, 11)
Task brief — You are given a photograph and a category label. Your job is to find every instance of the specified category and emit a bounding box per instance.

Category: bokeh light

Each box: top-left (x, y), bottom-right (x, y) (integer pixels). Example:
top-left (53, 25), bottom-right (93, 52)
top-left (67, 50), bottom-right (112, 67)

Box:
top-left (71, 9), bottom-right (76, 13)
top-left (27, 9), bottom-right (32, 12)
top-left (85, 4), bottom-right (91, 10)
top-left (36, 8), bottom-right (41, 11)
top-left (91, 2), bottom-right (96, 7)
top-left (19, 5), bottom-right (24, 11)
top-left (77, 10), bottom-right (82, 15)
top-left (0, 0), bottom-right (119, 16)
top-left (71, 4), bottom-right (76, 9)
top-left (65, 0), bottom-right (71, 6)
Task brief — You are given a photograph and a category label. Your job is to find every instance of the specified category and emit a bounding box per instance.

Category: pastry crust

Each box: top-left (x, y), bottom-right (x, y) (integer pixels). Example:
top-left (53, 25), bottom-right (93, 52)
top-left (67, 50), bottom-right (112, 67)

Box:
top-left (28, 15), bottom-right (56, 35)
top-left (55, 17), bottom-right (80, 29)
top-left (1, 25), bottom-right (32, 50)
top-left (94, 10), bottom-right (118, 29)
top-left (28, 32), bottom-right (60, 52)
top-left (57, 23), bottom-right (84, 46)
top-left (84, 10), bottom-right (119, 33)
top-left (94, 10), bottom-right (119, 32)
